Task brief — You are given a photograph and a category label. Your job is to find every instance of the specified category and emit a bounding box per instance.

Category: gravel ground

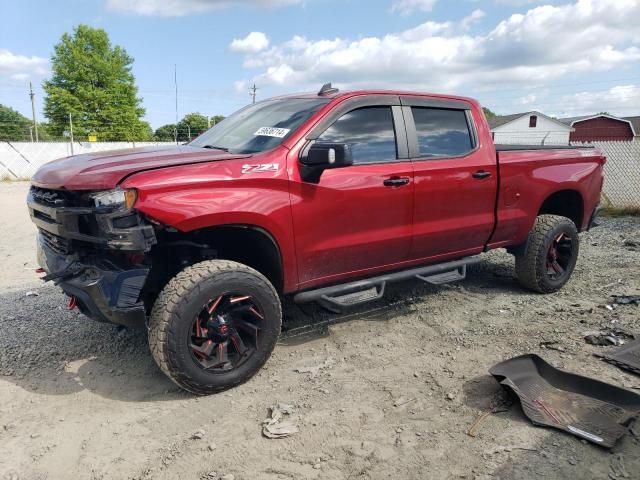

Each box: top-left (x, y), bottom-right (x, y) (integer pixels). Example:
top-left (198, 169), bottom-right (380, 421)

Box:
top-left (1, 181), bottom-right (639, 480)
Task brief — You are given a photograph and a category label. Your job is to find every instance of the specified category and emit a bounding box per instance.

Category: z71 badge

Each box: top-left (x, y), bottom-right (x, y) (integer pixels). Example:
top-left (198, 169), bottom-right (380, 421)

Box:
top-left (241, 163), bottom-right (279, 174)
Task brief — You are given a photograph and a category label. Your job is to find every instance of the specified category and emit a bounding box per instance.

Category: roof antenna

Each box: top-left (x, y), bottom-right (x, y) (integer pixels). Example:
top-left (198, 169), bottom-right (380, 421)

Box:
top-left (318, 82), bottom-right (339, 96)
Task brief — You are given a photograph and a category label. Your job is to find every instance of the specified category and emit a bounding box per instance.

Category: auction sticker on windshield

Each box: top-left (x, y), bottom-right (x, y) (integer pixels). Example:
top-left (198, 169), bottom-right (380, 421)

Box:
top-left (254, 127), bottom-right (291, 138)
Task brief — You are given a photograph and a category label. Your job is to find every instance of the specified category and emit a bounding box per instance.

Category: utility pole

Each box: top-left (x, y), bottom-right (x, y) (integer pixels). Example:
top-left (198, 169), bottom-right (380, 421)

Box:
top-left (29, 82), bottom-right (39, 142)
top-left (250, 84), bottom-right (258, 104)
top-left (69, 113), bottom-right (74, 156)
top-left (187, 124), bottom-right (191, 141)
top-left (174, 64), bottom-right (179, 144)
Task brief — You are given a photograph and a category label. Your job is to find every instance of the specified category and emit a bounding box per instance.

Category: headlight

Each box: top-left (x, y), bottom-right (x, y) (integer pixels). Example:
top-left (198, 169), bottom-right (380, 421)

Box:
top-left (89, 188), bottom-right (137, 210)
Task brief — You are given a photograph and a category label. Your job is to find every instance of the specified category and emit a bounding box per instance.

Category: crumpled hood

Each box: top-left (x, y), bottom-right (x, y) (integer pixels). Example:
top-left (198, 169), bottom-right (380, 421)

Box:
top-left (31, 145), bottom-right (251, 190)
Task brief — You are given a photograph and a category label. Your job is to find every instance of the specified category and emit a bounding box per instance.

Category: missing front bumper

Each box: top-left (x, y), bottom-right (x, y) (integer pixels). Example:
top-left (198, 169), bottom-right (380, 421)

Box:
top-left (37, 236), bottom-right (149, 329)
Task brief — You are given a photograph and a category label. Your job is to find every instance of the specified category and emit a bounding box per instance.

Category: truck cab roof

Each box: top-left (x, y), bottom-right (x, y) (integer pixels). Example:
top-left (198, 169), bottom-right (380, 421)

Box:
top-left (270, 88), bottom-right (479, 106)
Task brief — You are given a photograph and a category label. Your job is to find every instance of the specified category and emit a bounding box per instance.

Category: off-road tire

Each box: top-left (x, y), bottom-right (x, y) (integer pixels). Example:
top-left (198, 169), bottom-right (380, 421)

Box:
top-left (515, 214), bottom-right (579, 293)
top-left (148, 260), bottom-right (281, 395)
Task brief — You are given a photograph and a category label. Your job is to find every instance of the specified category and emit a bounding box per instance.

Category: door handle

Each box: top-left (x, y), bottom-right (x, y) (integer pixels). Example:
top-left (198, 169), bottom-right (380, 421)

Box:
top-left (383, 177), bottom-right (410, 187)
top-left (472, 170), bottom-right (492, 179)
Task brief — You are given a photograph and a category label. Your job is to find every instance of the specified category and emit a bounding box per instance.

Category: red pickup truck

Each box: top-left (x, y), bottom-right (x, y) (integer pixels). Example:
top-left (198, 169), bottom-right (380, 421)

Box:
top-left (28, 85), bottom-right (605, 394)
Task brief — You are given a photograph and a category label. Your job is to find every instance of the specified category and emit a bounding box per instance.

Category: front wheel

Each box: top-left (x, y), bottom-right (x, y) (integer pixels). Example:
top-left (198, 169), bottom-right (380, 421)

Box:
top-left (148, 260), bottom-right (282, 395)
top-left (515, 214), bottom-right (579, 293)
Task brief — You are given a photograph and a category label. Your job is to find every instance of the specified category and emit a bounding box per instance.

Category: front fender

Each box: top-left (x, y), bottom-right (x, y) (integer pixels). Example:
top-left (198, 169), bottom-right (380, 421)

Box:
top-left (120, 154), bottom-right (298, 292)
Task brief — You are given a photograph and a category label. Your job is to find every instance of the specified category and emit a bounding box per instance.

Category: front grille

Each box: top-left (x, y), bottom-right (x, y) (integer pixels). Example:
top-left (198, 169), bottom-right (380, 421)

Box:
top-left (30, 186), bottom-right (90, 208)
top-left (40, 229), bottom-right (71, 255)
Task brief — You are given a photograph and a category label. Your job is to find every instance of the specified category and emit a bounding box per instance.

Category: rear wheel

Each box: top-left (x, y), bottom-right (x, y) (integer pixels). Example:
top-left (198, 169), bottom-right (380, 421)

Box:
top-left (148, 260), bottom-right (281, 395)
top-left (515, 215), bottom-right (579, 293)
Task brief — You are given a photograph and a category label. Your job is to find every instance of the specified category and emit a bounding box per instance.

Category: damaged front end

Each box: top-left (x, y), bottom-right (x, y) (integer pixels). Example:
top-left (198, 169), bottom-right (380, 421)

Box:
top-left (28, 186), bottom-right (157, 328)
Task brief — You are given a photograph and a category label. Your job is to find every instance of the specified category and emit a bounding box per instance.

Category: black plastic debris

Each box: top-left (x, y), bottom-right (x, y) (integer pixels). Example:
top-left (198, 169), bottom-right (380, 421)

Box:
top-left (597, 339), bottom-right (640, 376)
top-left (612, 295), bottom-right (640, 306)
top-left (490, 354), bottom-right (640, 448)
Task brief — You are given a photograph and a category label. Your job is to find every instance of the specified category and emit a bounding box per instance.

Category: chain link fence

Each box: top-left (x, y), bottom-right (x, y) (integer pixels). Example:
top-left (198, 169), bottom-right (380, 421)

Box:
top-left (571, 141), bottom-right (640, 209)
top-left (2, 139), bottom-right (639, 209)
top-left (0, 141), bottom-right (175, 179)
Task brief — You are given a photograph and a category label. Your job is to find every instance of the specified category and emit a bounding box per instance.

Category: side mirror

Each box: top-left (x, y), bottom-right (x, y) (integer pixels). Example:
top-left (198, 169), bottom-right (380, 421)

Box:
top-left (300, 143), bottom-right (353, 182)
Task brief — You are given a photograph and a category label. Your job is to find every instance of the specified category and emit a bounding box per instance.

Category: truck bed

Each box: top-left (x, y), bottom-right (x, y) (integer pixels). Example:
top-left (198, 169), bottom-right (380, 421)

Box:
top-left (489, 145), bottom-right (605, 250)
top-left (495, 144), bottom-right (595, 151)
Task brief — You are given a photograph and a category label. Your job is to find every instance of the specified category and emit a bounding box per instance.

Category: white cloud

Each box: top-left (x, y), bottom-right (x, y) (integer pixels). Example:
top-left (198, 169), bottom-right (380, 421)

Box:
top-left (230, 32), bottom-right (270, 53)
top-left (493, 0), bottom-right (542, 6)
top-left (106, 0), bottom-right (303, 16)
top-left (0, 49), bottom-right (49, 82)
top-left (232, 0), bottom-right (640, 96)
top-left (391, 0), bottom-right (438, 15)
top-left (461, 8), bottom-right (485, 29)
top-left (518, 93), bottom-right (537, 105)
top-left (556, 85), bottom-right (640, 117)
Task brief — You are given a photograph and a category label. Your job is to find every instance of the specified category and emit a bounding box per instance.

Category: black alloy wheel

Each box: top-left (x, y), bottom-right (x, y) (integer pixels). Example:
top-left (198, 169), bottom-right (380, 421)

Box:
top-left (515, 215), bottom-right (580, 293)
top-left (545, 232), bottom-right (573, 282)
top-left (148, 260), bottom-right (282, 395)
top-left (189, 293), bottom-right (264, 372)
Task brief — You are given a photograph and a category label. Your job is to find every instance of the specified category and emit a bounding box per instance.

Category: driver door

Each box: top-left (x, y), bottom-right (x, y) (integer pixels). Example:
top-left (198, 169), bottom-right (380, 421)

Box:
top-left (288, 99), bottom-right (415, 289)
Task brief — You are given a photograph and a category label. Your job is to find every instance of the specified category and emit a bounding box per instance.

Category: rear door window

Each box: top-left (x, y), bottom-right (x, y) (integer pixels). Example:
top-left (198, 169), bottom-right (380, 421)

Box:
top-left (411, 107), bottom-right (474, 158)
top-left (317, 107), bottom-right (398, 164)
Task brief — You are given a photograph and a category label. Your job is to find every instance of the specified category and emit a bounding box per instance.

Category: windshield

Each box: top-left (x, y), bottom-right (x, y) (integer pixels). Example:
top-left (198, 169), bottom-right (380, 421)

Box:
top-left (190, 98), bottom-right (329, 154)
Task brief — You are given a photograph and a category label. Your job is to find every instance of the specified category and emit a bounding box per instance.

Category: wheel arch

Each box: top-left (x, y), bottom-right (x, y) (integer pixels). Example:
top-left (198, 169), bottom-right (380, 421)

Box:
top-left (185, 223), bottom-right (284, 292)
top-left (537, 189), bottom-right (585, 230)
top-left (144, 223), bottom-right (287, 307)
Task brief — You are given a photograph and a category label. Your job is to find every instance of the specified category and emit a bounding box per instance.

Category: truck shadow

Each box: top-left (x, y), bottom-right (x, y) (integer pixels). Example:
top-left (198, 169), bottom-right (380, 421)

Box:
top-left (280, 257), bottom-right (527, 345)
top-left (0, 257), bottom-right (526, 401)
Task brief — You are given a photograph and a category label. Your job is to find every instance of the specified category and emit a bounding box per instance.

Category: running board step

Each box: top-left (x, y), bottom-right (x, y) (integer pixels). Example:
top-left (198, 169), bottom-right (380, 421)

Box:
top-left (323, 285), bottom-right (384, 306)
top-left (416, 265), bottom-right (466, 285)
top-left (317, 284), bottom-right (386, 311)
top-left (294, 255), bottom-right (482, 310)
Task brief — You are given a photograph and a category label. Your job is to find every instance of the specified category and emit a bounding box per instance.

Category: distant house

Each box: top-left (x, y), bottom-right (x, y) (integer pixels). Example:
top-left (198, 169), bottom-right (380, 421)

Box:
top-left (488, 111), bottom-right (574, 145)
top-left (625, 117), bottom-right (640, 138)
top-left (559, 114), bottom-right (638, 142)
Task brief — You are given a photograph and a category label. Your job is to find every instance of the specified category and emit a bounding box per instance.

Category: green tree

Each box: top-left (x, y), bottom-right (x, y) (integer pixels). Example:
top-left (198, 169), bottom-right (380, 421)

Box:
top-left (482, 107), bottom-right (497, 119)
top-left (154, 114), bottom-right (225, 142)
top-left (177, 113), bottom-right (209, 142)
top-left (0, 104), bottom-right (31, 141)
top-left (174, 113), bottom-right (226, 142)
top-left (209, 115), bottom-right (225, 126)
top-left (35, 122), bottom-right (55, 141)
top-left (137, 121), bottom-right (154, 141)
top-left (154, 124), bottom-right (177, 142)
top-left (43, 25), bottom-right (150, 141)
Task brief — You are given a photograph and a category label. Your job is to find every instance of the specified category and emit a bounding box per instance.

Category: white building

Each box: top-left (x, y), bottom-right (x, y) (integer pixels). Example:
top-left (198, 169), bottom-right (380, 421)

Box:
top-left (489, 111), bottom-right (575, 145)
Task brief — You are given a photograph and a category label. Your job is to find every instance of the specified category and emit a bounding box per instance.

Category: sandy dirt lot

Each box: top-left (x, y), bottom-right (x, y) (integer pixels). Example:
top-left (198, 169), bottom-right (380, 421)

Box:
top-left (1, 181), bottom-right (639, 480)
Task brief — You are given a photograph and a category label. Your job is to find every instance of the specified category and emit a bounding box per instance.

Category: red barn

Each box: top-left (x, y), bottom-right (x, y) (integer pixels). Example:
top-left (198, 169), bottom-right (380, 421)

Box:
top-left (561, 114), bottom-right (637, 142)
